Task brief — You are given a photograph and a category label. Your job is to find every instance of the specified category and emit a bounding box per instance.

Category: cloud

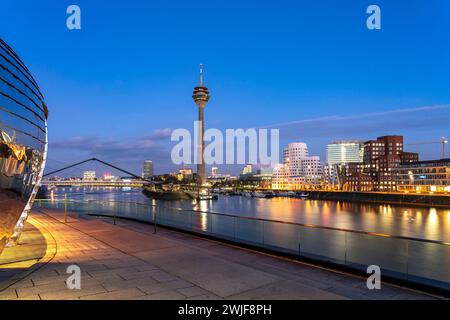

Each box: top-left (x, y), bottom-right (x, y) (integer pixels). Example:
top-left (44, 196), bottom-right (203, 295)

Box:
top-left (146, 128), bottom-right (172, 140)
top-left (258, 104), bottom-right (450, 141)
top-left (262, 104), bottom-right (450, 130)
top-left (49, 128), bottom-right (173, 163)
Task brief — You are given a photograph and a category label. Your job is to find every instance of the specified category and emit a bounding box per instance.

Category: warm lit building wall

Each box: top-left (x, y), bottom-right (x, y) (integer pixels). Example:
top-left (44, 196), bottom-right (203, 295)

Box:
top-left (395, 159), bottom-right (450, 193)
top-left (239, 168), bottom-right (273, 189)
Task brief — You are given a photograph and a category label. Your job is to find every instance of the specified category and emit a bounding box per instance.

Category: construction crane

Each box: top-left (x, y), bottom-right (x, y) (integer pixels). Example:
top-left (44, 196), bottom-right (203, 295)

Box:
top-left (406, 137), bottom-right (448, 159)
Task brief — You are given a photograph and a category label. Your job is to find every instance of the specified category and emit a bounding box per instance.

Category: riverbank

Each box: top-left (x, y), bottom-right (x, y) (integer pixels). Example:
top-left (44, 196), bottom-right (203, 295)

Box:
top-left (306, 191), bottom-right (450, 208)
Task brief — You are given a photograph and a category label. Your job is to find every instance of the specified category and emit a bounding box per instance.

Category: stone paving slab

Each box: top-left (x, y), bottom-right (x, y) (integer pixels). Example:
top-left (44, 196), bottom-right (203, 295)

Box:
top-left (0, 208), bottom-right (441, 300)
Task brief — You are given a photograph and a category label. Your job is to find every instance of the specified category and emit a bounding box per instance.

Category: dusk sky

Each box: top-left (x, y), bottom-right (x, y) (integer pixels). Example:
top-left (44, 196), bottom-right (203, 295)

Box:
top-left (1, 0), bottom-right (450, 176)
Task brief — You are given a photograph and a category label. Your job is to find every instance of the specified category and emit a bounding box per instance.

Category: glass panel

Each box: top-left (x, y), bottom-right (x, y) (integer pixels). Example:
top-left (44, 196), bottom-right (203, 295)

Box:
top-left (346, 233), bottom-right (408, 278)
top-left (299, 226), bottom-right (346, 264)
top-left (158, 207), bottom-right (191, 231)
top-left (210, 214), bottom-right (235, 240)
top-left (263, 221), bottom-right (299, 254)
top-left (236, 218), bottom-right (264, 247)
top-left (407, 241), bottom-right (450, 290)
top-left (191, 211), bottom-right (211, 234)
top-left (0, 62), bottom-right (43, 107)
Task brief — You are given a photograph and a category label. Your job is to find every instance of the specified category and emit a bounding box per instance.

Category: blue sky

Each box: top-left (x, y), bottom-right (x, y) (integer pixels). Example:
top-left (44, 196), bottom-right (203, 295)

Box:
top-left (1, 0), bottom-right (450, 175)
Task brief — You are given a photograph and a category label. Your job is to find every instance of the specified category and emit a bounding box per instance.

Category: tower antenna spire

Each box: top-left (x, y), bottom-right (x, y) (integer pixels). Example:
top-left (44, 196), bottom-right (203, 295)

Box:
top-left (199, 63), bottom-right (203, 86)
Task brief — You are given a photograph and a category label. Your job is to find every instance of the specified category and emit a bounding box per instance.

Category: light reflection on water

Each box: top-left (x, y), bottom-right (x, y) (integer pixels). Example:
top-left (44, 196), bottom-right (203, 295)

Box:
top-left (47, 187), bottom-right (450, 242)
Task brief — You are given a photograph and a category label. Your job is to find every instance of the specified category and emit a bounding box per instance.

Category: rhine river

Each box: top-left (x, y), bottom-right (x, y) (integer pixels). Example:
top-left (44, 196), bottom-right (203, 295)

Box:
top-left (44, 187), bottom-right (450, 242)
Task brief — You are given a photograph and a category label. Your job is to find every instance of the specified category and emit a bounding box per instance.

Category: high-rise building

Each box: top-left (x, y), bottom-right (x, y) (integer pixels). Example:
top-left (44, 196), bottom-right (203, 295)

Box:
top-left (302, 156), bottom-right (323, 186)
top-left (83, 171), bottom-right (96, 180)
top-left (326, 140), bottom-right (364, 165)
top-left (0, 38), bottom-right (48, 254)
top-left (142, 160), bottom-right (154, 179)
top-left (324, 140), bottom-right (364, 188)
top-left (345, 135), bottom-right (419, 191)
top-left (242, 164), bottom-right (253, 175)
top-left (211, 166), bottom-right (218, 178)
top-left (192, 64), bottom-right (210, 185)
top-left (283, 142), bottom-right (309, 176)
top-left (363, 135), bottom-right (419, 191)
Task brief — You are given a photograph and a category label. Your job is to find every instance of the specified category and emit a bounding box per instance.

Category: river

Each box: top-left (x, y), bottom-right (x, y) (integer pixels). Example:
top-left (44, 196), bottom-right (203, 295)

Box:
top-left (43, 187), bottom-right (450, 242)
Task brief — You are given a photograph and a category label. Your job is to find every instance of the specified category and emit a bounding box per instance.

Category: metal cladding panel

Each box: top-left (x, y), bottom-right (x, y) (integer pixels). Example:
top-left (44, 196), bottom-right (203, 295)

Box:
top-left (0, 38), bottom-right (47, 254)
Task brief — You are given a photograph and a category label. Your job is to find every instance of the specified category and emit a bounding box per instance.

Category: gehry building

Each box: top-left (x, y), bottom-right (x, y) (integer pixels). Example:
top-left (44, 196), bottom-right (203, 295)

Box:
top-left (0, 38), bottom-right (48, 254)
top-left (272, 142), bottom-right (322, 190)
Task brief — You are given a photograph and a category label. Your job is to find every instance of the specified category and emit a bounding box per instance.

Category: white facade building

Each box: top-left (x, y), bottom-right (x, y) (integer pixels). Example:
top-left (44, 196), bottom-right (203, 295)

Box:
top-left (272, 142), bottom-right (322, 189)
top-left (283, 142), bottom-right (309, 176)
top-left (302, 156), bottom-right (322, 186)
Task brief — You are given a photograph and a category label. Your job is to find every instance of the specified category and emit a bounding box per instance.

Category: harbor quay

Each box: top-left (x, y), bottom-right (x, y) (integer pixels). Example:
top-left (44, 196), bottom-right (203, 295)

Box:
top-left (0, 208), bottom-right (438, 300)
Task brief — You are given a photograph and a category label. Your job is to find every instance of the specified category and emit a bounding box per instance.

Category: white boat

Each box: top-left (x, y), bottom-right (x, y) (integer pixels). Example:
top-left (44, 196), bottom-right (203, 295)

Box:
top-left (295, 192), bottom-right (309, 199)
top-left (252, 192), bottom-right (267, 198)
top-left (276, 191), bottom-right (296, 197)
top-left (197, 194), bottom-right (218, 201)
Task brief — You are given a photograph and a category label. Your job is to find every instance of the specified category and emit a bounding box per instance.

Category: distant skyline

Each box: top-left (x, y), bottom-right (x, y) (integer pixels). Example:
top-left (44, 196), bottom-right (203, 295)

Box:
top-left (1, 0), bottom-right (450, 175)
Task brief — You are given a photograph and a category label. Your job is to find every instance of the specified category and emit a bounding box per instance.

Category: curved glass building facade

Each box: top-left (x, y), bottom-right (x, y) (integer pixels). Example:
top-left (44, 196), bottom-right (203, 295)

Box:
top-left (0, 38), bottom-right (48, 254)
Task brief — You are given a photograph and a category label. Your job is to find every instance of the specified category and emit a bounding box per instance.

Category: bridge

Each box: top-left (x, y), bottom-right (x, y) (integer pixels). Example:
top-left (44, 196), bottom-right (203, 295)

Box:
top-left (42, 157), bottom-right (202, 189)
top-left (42, 157), bottom-right (153, 187)
top-left (41, 179), bottom-right (148, 187)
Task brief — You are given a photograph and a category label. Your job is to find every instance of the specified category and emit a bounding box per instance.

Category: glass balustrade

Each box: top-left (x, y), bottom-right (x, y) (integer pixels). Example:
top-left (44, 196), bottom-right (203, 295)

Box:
top-left (34, 198), bottom-right (450, 292)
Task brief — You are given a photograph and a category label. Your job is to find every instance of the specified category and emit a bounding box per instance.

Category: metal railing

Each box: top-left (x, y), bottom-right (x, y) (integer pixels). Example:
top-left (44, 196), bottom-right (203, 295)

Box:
top-left (33, 198), bottom-right (450, 292)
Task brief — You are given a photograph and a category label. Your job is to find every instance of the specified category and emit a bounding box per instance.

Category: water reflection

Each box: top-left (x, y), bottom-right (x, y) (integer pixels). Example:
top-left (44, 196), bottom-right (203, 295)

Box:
top-left (45, 187), bottom-right (450, 242)
top-left (193, 199), bottom-right (209, 232)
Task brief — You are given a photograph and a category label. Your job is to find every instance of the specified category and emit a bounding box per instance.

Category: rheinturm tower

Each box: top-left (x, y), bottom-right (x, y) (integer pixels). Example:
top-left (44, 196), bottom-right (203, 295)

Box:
top-left (192, 64), bottom-right (210, 185)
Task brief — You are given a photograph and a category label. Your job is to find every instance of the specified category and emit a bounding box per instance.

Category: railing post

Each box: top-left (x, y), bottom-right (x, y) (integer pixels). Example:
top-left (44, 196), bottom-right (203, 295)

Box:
top-left (153, 207), bottom-right (157, 234)
top-left (405, 240), bottom-right (409, 281)
top-left (262, 221), bottom-right (265, 248)
top-left (298, 226), bottom-right (301, 256)
top-left (113, 202), bottom-right (117, 225)
top-left (344, 231), bottom-right (348, 265)
top-left (64, 193), bottom-right (68, 223)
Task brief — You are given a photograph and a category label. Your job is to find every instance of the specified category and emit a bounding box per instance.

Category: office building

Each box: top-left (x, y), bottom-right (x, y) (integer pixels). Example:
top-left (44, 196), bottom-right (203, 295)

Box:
top-left (211, 166), bottom-right (218, 178)
top-left (394, 158), bottom-right (450, 193)
top-left (242, 164), bottom-right (253, 175)
top-left (324, 140), bottom-right (364, 188)
top-left (83, 171), bottom-right (96, 180)
top-left (344, 135), bottom-right (419, 191)
top-left (239, 167), bottom-right (273, 189)
top-left (142, 160), bottom-right (154, 179)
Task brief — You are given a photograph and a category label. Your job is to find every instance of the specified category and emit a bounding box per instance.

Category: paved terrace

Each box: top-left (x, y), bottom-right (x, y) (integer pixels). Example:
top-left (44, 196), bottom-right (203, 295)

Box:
top-left (0, 208), bottom-right (439, 300)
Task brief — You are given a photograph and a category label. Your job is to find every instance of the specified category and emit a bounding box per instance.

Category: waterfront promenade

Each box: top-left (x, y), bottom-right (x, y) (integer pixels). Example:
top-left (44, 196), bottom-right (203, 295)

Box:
top-left (0, 208), bottom-right (439, 300)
